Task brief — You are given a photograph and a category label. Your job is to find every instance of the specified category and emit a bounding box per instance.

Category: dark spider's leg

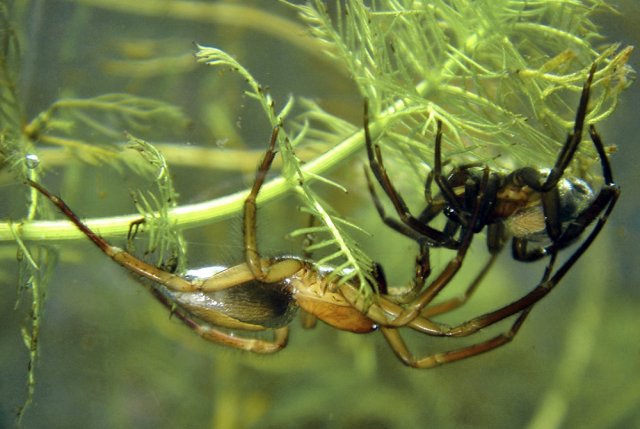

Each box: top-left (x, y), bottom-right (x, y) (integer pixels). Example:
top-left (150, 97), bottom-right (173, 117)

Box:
top-left (507, 166), bottom-right (565, 254)
top-left (381, 249), bottom-right (558, 367)
top-left (363, 106), bottom-right (466, 304)
top-left (380, 252), bottom-right (534, 368)
top-left (420, 252), bottom-right (499, 318)
top-left (473, 173), bottom-right (501, 233)
top-left (363, 100), bottom-right (459, 248)
top-left (380, 309), bottom-right (529, 368)
top-left (431, 121), bottom-right (500, 234)
top-left (515, 63), bottom-right (597, 193)
top-left (383, 240), bottom-right (433, 305)
top-left (557, 125), bottom-right (619, 243)
top-left (431, 121), bottom-right (468, 226)
top-left (512, 238), bottom-right (542, 262)
top-left (366, 163), bottom-right (450, 300)
top-left (412, 240), bottom-right (432, 292)
top-left (447, 129), bottom-right (618, 336)
top-left (512, 128), bottom-right (618, 263)
top-left (364, 166), bottom-right (444, 242)
top-left (442, 217), bottom-right (462, 241)
top-left (419, 220), bottom-right (506, 317)
top-left (486, 222), bottom-right (507, 254)
top-left (386, 125), bottom-right (502, 322)
top-left (417, 167), bottom-right (447, 224)
top-left (387, 166), bottom-right (490, 327)
top-left (540, 63), bottom-right (597, 190)
top-left (509, 64), bottom-right (599, 260)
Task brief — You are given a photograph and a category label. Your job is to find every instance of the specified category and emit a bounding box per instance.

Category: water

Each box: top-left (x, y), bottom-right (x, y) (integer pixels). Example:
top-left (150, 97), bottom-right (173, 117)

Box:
top-left (1, 1), bottom-right (638, 428)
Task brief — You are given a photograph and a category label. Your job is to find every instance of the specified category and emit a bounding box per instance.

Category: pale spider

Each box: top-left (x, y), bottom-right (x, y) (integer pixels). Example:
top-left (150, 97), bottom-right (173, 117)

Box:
top-left (30, 126), bottom-right (503, 368)
top-left (364, 63), bottom-right (620, 346)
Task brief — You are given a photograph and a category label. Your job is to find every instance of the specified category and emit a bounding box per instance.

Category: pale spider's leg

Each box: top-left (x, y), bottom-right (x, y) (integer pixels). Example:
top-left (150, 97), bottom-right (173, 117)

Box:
top-left (299, 216), bottom-right (320, 329)
top-left (29, 180), bottom-right (260, 293)
top-left (29, 180), bottom-right (291, 352)
top-left (337, 281), bottom-right (452, 336)
top-left (243, 126), bottom-right (280, 280)
top-left (241, 127), bottom-right (306, 283)
top-left (28, 180), bottom-right (204, 292)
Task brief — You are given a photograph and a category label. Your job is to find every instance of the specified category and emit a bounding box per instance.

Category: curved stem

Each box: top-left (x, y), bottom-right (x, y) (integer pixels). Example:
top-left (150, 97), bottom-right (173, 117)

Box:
top-left (2, 115), bottom-right (391, 242)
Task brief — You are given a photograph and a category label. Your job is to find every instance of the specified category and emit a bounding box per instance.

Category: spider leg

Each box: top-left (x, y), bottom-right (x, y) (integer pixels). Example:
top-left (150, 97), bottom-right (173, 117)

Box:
top-left (385, 166), bottom-right (491, 327)
top-left (364, 166), bottom-right (444, 243)
top-left (513, 63), bottom-right (597, 193)
top-left (27, 180), bottom-right (210, 292)
top-left (432, 121), bottom-right (468, 225)
top-left (418, 221), bottom-right (505, 318)
top-left (243, 126), bottom-right (280, 280)
top-left (509, 63), bottom-right (604, 260)
top-left (432, 121), bottom-right (501, 234)
top-left (379, 309), bottom-right (529, 368)
top-left (372, 250), bottom-right (526, 368)
top-left (363, 100), bottom-right (459, 248)
top-left (420, 252), bottom-right (500, 318)
top-left (29, 180), bottom-right (281, 293)
top-left (541, 63), bottom-right (597, 190)
top-left (557, 125), bottom-right (619, 243)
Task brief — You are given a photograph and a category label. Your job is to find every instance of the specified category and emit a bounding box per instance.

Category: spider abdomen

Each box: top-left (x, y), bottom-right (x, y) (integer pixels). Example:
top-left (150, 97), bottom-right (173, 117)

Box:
top-left (172, 271), bottom-right (298, 330)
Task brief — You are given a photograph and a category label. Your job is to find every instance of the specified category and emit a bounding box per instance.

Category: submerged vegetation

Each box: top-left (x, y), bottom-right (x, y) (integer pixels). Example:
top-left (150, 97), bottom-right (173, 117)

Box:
top-left (0, 0), bottom-right (636, 427)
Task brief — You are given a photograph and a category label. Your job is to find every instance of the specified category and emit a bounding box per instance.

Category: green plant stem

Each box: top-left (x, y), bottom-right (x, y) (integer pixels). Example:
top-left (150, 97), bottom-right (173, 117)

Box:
top-left (1, 116), bottom-right (388, 242)
top-left (21, 142), bottom-right (327, 172)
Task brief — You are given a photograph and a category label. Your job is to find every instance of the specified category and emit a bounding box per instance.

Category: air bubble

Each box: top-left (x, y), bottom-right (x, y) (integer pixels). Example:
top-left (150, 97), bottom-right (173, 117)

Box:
top-left (25, 153), bottom-right (40, 169)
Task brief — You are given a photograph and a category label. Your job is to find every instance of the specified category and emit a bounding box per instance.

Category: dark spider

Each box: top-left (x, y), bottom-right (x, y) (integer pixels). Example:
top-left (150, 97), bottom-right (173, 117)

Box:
top-left (365, 63), bottom-right (620, 348)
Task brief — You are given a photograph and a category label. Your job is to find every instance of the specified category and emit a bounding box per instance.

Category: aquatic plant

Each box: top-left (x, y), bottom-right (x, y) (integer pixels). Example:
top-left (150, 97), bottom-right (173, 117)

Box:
top-left (0, 0), bottom-right (633, 425)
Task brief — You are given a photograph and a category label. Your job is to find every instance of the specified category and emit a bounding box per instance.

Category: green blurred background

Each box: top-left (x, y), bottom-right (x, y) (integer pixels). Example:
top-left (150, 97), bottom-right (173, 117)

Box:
top-left (1, 1), bottom-right (639, 428)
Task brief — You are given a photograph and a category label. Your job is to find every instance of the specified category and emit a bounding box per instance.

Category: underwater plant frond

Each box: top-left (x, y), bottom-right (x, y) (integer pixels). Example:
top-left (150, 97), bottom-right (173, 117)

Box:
top-left (196, 43), bottom-right (380, 300)
top-left (24, 94), bottom-right (189, 139)
top-left (126, 134), bottom-right (187, 273)
top-left (285, 0), bottom-right (634, 172)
